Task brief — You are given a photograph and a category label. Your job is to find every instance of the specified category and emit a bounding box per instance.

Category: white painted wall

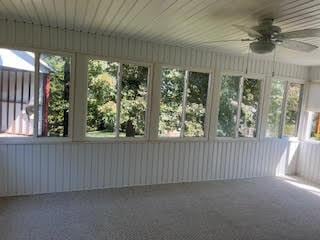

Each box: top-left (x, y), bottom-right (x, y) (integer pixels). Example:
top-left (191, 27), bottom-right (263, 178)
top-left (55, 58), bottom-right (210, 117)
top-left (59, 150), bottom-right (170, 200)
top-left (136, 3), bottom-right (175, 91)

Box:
top-left (298, 141), bottom-right (320, 183)
top-left (0, 20), bottom-right (309, 196)
top-left (0, 140), bottom-right (300, 196)
top-left (295, 66), bottom-right (320, 184)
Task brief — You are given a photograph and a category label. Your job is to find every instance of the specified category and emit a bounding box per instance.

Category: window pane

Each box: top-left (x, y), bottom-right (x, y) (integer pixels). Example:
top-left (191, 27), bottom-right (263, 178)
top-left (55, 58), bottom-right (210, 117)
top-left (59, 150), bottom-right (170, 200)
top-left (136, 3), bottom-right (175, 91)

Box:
top-left (38, 54), bottom-right (71, 137)
top-left (120, 64), bottom-right (148, 137)
top-left (184, 71), bottom-right (209, 137)
top-left (311, 112), bottom-right (320, 140)
top-left (159, 68), bottom-right (185, 137)
top-left (239, 78), bottom-right (261, 138)
top-left (0, 48), bottom-right (35, 137)
top-left (217, 75), bottom-right (241, 137)
top-left (284, 83), bottom-right (303, 137)
top-left (86, 59), bottom-right (118, 138)
top-left (266, 79), bottom-right (285, 137)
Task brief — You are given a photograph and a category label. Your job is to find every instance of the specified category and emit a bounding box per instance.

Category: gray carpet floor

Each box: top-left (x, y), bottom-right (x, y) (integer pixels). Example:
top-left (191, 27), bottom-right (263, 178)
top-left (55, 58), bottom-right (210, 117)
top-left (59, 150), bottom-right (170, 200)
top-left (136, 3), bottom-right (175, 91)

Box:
top-left (1, 177), bottom-right (320, 240)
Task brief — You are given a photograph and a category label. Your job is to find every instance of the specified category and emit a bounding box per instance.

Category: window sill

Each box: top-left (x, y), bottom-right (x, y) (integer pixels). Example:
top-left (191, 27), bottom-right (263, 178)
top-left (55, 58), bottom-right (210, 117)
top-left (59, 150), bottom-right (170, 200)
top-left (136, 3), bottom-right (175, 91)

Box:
top-left (0, 137), bottom-right (73, 145)
top-left (214, 137), bottom-right (259, 142)
top-left (302, 139), bottom-right (320, 144)
top-left (78, 137), bottom-right (149, 143)
top-left (264, 136), bottom-right (300, 141)
top-left (150, 137), bottom-right (208, 143)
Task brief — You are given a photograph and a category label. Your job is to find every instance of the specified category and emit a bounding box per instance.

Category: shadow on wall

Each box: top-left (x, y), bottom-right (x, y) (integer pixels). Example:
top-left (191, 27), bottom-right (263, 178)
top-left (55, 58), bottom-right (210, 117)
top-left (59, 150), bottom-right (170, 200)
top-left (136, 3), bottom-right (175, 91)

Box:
top-left (277, 140), bottom-right (299, 176)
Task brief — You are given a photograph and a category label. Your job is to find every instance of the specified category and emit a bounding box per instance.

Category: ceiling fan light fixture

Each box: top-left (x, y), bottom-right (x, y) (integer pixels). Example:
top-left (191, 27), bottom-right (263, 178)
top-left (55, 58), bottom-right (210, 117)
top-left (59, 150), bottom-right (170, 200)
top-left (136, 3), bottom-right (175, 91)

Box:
top-left (250, 41), bottom-right (275, 54)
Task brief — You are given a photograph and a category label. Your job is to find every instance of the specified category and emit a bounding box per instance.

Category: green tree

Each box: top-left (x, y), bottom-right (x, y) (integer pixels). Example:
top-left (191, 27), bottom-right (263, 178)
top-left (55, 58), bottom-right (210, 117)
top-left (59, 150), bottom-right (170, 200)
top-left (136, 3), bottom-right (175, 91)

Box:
top-left (217, 76), bottom-right (240, 137)
top-left (40, 54), bottom-right (70, 136)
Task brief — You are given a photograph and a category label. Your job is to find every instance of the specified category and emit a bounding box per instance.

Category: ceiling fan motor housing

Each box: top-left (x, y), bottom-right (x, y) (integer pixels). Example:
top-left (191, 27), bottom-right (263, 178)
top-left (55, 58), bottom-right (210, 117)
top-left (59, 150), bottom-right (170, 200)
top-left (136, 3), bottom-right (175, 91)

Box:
top-left (250, 41), bottom-right (275, 54)
top-left (250, 19), bottom-right (279, 54)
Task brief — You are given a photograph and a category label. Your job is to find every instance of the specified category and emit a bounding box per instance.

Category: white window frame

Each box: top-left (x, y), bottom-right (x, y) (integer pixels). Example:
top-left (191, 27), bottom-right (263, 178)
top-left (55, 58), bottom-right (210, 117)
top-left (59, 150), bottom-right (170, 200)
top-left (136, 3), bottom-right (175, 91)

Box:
top-left (0, 46), bottom-right (75, 144)
top-left (215, 71), bottom-right (265, 141)
top-left (266, 76), bottom-right (304, 140)
top-left (82, 55), bottom-right (153, 142)
top-left (155, 65), bottom-right (213, 141)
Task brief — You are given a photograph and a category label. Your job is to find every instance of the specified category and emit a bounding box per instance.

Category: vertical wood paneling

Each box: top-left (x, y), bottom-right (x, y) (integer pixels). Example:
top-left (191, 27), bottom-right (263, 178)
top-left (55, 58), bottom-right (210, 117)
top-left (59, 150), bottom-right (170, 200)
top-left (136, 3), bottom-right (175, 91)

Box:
top-left (297, 142), bottom-right (320, 184)
top-left (0, 19), bottom-right (309, 81)
top-left (0, 139), bottom-right (301, 196)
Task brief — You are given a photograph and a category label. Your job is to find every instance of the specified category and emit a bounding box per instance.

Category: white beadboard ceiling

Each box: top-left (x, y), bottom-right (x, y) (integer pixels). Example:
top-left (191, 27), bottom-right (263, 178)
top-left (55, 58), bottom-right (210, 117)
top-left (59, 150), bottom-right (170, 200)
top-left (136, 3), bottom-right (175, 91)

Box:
top-left (1, 0), bottom-right (320, 65)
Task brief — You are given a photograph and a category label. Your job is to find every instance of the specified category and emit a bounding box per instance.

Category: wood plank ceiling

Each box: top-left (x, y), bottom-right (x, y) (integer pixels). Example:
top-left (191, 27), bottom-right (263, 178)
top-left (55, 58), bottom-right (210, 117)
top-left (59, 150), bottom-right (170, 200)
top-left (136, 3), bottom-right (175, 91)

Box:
top-left (1, 0), bottom-right (320, 65)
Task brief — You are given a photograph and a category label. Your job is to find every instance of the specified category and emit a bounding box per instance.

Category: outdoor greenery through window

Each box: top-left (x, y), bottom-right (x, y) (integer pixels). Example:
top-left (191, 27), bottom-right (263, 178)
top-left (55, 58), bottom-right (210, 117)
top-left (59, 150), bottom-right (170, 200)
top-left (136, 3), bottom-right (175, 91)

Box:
top-left (239, 78), bottom-right (261, 137)
top-left (266, 79), bottom-right (285, 137)
top-left (217, 75), bottom-right (240, 137)
top-left (310, 112), bottom-right (320, 141)
top-left (38, 53), bottom-right (71, 137)
top-left (266, 80), bottom-right (303, 138)
top-left (158, 67), bottom-right (209, 137)
top-left (217, 75), bottom-right (261, 138)
top-left (284, 83), bottom-right (303, 137)
top-left (86, 59), bottom-right (149, 138)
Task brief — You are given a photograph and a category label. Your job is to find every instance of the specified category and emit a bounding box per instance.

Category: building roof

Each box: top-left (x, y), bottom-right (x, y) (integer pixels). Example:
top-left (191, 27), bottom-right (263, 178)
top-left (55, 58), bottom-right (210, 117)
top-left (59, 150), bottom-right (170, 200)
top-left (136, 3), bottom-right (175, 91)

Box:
top-left (0, 48), bottom-right (52, 73)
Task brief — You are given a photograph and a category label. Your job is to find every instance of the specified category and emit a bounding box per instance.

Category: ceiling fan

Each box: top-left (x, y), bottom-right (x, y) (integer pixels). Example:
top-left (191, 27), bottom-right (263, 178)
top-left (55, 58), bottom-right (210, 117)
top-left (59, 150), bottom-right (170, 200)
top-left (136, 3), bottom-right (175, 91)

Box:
top-left (205, 18), bottom-right (320, 54)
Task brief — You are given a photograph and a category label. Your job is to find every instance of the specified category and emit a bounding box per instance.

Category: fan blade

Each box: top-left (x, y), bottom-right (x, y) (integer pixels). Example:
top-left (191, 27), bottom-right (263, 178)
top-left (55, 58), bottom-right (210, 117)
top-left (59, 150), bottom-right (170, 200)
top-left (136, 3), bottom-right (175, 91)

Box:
top-left (278, 28), bottom-right (320, 39)
top-left (280, 40), bottom-right (318, 52)
top-left (233, 25), bottom-right (262, 38)
top-left (202, 39), bottom-right (254, 44)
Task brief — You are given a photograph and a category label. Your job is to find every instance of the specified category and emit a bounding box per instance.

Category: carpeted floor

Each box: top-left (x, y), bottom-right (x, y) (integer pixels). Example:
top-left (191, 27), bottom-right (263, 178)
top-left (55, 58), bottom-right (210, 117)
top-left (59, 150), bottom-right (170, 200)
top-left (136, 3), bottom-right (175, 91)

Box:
top-left (1, 177), bottom-right (320, 240)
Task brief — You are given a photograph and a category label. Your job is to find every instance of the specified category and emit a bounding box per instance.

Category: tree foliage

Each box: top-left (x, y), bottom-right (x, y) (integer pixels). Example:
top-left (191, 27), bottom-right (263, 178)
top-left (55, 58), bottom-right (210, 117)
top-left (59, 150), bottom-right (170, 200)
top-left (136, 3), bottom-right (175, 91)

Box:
top-left (217, 76), bottom-right (261, 138)
top-left (41, 54), bottom-right (70, 136)
top-left (46, 59), bottom-right (301, 139)
top-left (217, 75), bottom-right (240, 137)
top-left (86, 61), bottom-right (148, 137)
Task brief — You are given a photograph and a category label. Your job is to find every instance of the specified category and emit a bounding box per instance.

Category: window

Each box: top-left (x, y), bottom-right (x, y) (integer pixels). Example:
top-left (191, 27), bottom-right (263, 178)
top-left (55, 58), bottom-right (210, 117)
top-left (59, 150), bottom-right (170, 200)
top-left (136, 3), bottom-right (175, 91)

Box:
top-left (0, 48), bottom-right (35, 137)
top-left (310, 112), bottom-right (320, 141)
top-left (86, 59), bottom-right (149, 138)
top-left (0, 48), bottom-right (72, 139)
top-left (284, 83), bottom-right (303, 137)
top-left (217, 75), bottom-right (262, 138)
top-left (266, 79), bottom-right (286, 137)
top-left (38, 53), bottom-right (72, 137)
top-left (239, 78), bottom-right (261, 137)
top-left (266, 80), bottom-right (303, 138)
top-left (158, 67), bottom-right (210, 138)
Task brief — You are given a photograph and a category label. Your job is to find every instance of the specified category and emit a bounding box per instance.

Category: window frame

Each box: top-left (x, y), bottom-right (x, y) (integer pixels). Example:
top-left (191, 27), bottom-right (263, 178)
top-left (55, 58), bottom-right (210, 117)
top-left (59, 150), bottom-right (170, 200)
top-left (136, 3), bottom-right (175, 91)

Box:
top-left (156, 64), bottom-right (213, 141)
top-left (0, 47), bottom-right (75, 144)
top-left (215, 71), bottom-right (265, 141)
top-left (82, 55), bottom-right (153, 142)
top-left (266, 76), bottom-right (304, 140)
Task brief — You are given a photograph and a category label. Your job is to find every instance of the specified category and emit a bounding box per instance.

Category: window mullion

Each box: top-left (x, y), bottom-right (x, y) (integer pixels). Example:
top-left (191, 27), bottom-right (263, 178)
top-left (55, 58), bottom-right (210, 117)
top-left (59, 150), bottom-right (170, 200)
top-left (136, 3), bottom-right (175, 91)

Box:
top-left (279, 81), bottom-right (289, 138)
top-left (33, 52), bottom-right (40, 139)
top-left (180, 70), bottom-right (189, 138)
top-left (115, 64), bottom-right (123, 138)
top-left (235, 76), bottom-right (244, 138)
top-left (295, 85), bottom-right (304, 137)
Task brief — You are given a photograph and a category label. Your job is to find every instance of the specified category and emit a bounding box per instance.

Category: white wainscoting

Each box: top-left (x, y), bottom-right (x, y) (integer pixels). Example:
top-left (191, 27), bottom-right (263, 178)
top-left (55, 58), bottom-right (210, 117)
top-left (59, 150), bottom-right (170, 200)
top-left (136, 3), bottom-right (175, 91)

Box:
top-left (0, 139), bottom-right (299, 196)
top-left (297, 142), bottom-right (320, 184)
